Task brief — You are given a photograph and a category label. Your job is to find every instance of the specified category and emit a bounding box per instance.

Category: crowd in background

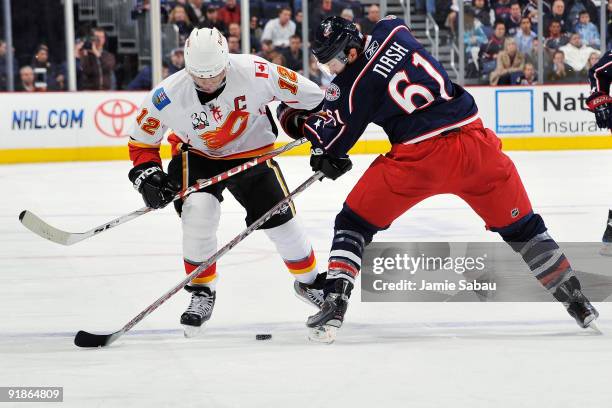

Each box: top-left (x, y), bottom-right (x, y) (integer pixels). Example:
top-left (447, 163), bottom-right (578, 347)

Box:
top-left (0, 0), bottom-right (610, 91)
top-left (441, 0), bottom-right (610, 85)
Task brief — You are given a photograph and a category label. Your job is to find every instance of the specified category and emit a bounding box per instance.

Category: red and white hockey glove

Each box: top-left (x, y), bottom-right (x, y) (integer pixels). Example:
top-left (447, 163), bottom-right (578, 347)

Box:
top-left (586, 92), bottom-right (612, 130)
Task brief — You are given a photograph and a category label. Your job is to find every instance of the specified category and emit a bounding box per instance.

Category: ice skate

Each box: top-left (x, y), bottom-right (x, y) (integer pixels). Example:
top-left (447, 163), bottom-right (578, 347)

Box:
top-left (553, 277), bottom-right (599, 330)
top-left (294, 272), bottom-right (326, 309)
top-left (180, 286), bottom-right (216, 338)
top-left (306, 278), bottom-right (353, 344)
top-left (600, 214), bottom-right (612, 257)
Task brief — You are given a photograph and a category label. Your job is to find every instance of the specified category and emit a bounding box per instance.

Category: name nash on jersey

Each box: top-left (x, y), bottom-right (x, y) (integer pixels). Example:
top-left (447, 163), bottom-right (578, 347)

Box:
top-left (372, 41), bottom-right (409, 78)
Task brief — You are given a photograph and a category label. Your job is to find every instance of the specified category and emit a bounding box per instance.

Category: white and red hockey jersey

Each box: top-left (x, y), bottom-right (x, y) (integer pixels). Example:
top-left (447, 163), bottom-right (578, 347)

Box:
top-left (128, 54), bottom-right (324, 166)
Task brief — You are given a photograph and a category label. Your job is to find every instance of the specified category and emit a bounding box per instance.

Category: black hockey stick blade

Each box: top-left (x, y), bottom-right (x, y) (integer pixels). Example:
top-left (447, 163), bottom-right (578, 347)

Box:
top-left (74, 330), bottom-right (123, 348)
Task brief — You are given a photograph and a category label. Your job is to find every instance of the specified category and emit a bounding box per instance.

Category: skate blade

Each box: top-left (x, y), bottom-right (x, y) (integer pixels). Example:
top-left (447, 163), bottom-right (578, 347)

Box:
top-left (308, 325), bottom-right (337, 344)
top-left (183, 324), bottom-right (206, 338)
top-left (587, 321), bottom-right (603, 335)
top-left (599, 243), bottom-right (612, 257)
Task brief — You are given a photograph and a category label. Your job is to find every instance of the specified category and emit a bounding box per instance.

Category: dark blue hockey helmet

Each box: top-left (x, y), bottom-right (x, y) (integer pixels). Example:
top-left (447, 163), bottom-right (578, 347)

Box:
top-left (312, 16), bottom-right (364, 64)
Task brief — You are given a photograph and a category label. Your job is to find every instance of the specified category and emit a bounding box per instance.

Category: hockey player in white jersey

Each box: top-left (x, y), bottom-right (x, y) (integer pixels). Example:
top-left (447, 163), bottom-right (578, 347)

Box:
top-left (127, 28), bottom-right (326, 337)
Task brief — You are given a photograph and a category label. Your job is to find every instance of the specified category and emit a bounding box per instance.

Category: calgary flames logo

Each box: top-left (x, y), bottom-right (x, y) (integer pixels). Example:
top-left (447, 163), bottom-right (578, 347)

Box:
top-left (199, 110), bottom-right (250, 149)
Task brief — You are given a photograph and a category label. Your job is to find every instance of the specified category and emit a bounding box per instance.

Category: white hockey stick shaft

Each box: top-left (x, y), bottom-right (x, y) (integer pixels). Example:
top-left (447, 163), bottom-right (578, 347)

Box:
top-left (19, 138), bottom-right (308, 246)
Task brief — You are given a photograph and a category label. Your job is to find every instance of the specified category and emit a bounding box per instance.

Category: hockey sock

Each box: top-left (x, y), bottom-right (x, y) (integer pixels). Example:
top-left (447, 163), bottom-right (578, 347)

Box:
top-left (264, 218), bottom-right (318, 284)
top-left (328, 205), bottom-right (380, 285)
top-left (182, 193), bottom-right (220, 290)
top-left (497, 213), bottom-right (575, 293)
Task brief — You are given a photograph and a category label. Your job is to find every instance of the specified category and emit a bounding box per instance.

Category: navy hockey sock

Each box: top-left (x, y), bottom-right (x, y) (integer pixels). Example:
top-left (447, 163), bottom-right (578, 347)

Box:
top-left (327, 204), bottom-right (381, 286)
top-left (496, 213), bottom-right (575, 293)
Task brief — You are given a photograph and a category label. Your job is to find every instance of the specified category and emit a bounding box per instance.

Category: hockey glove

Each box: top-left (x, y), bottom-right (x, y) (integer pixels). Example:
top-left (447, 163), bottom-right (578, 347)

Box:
top-left (128, 162), bottom-right (179, 209)
top-left (586, 92), bottom-right (612, 130)
top-left (310, 148), bottom-right (352, 180)
top-left (276, 102), bottom-right (309, 140)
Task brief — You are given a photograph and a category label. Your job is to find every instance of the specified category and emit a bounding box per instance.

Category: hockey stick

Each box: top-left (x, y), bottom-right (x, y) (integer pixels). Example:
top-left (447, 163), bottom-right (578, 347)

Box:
top-left (19, 138), bottom-right (308, 246)
top-left (74, 171), bottom-right (324, 348)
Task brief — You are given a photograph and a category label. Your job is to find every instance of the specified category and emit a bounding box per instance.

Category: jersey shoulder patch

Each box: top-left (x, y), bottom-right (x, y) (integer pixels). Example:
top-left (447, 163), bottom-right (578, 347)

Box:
top-left (152, 87), bottom-right (172, 111)
top-left (325, 83), bottom-right (341, 101)
top-left (254, 60), bottom-right (269, 78)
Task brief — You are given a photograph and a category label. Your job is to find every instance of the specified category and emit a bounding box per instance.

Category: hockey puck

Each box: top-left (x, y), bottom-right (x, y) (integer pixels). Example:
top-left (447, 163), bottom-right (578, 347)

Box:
top-left (256, 334), bottom-right (272, 340)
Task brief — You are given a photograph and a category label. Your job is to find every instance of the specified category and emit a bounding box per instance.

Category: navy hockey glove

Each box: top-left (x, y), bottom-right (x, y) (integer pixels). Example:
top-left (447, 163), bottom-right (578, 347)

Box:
top-left (586, 92), bottom-right (612, 130)
top-left (128, 162), bottom-right (179, 209)
top-left (276, 102), bottom-right (309, 140)
top-left (310, 148), bottom-right (352, 180)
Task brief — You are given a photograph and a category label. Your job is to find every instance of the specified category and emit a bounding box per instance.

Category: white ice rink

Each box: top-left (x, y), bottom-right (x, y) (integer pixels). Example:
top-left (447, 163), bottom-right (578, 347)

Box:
top-left (2, 150), bottom-right (612, 407)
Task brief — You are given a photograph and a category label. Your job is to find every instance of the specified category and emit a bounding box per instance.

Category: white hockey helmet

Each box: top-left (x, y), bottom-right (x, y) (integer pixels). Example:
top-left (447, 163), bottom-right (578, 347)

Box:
top-left (184, 27), bottom-right (229, 78)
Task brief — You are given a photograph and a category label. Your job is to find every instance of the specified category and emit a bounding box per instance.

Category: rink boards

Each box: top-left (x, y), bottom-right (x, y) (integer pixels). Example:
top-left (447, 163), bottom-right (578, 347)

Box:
top-left (0, 84), bottom-right (611, 164)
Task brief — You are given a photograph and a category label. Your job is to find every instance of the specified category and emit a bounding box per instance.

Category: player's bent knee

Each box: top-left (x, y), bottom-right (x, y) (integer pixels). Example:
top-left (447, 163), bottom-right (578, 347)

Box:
top-left (334, 204), bottom-right (383, 246)
top-left (493, 212), bottom-right (548, 251)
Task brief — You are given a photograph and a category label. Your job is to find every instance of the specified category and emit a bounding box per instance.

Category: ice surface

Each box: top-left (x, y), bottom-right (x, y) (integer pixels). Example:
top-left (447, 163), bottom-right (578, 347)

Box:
top-left (1, 151), bottom-right (612, 407)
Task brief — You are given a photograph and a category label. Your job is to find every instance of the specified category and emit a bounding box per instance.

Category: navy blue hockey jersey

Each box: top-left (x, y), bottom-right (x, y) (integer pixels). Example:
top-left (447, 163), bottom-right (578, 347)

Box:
top-left (304, 17), bottom-right (479, 157)
top-left (589, 50), bottom-right (612, 94)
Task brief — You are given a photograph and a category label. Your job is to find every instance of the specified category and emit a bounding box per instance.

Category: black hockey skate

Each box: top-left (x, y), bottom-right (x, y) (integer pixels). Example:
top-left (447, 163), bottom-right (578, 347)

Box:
top-left (180, 286), bottom-right (216, 338)
top-left (294, 272), bottom-right (326, 309)
top-left (306, 278), bottom-right (353, 344)
top-left (553, 277), bottom-right (599, 331)
top-left (600, 210), bottom-right (612, 256)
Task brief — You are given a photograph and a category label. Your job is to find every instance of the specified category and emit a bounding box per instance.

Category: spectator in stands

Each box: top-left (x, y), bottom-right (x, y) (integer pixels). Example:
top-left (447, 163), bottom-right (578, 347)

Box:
top-left (416, 0), bottom-right (436, 16)
top-left (360, 4), bottom-right (380, 35)
top-left (544, 0), bottom-right (570, 36)
top-left (202, 5), bottom-right (227, 36)
top-left (514, 17), bottom-right (537, 54)
top-left (31, 44), bottom-right (65, 91)
top-left (127, 62), bottom-right (170, 90)
top-left (581, 50), bottom-right (601, 77)
top-left (524, 37), bottom-right (541, 66)
top-left (545, 20), bottom-right (569, 55)
top-left (295, 11), bottom-right (304, 39)
top-left (493, 0), bottom-right (512, 22)
top-left (79, 27), bottom-right (116, 90)
top-left (523, 0), bottom-right (550, 32)
top-left (506, 2), bottom-right (522, 37)
top-left (257, 39), bottom-right (275, 61)
top-left (228, 22), bottom-right (241, 42)
top-left (16, 66), bottom-right (35, 92)
top-left (0, 43), bottom-right (6, 90)
top-left (341, 8), bottom-right (355, 22)
top-left (471, 0), bottom-right (492, 27)
top-left (515, 61), bottom-right (537, 85)
top-left (218, 0), bottom-right (241, 27)
top-left (282, 35), bottom-right (303, 72)
top-left (481, 20), bottom-right (507, 76)
top-left (169, 4), bottom-right (194, 45)
top-left (184, 0), bottom-right (205, 27)
top-left (250, 16), bottom-right (263, 51)
top-left (546, 50), bottom-right (576, 82)
top-left (311, 0), bottom-right (339, 37)
top-left (168, 48), bottom-right (184, 75)
top-left (228, 35), bottom-right (241, 54)
top-left (574, 10), bottom-right (600, 49)
top-left (261, 7), bottom-right (295, 49)
top-left (464, 10), bottom-right (488, 75)
top-left (559, 32), bottom-right (598, 72)
top-left (269, 51), bottom-right (286, 66)
top-left (490, 37), bottom-right (525, 85)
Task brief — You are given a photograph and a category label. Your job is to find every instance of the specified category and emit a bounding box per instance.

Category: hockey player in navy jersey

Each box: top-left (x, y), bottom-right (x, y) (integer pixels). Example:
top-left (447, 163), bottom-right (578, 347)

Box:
top-left (587, 50), bottom-right (612, 255)
top-left (277, 16), bottom-right (599, 342)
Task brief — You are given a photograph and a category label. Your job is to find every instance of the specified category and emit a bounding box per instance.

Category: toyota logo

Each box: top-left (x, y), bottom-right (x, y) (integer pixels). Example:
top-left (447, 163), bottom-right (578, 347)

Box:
top-left (94, 99), bottom-right (138, 138)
